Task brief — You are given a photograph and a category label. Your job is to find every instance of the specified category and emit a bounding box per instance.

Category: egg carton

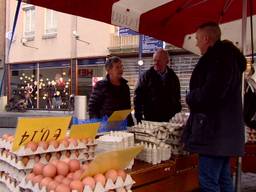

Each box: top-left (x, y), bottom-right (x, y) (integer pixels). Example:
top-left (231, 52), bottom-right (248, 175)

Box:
top-left (11, 140), bottom-right (97, 156)
top-left (0, 160), bottom-right (29, 182)
top-left (0, 150), bottom-right (95, 170)
top-left (19, 174), bottom-right (135, 192)
top-left (0, 138), bottom-right (12, 149)
top-left (0, 173), bottom-right (21, 192)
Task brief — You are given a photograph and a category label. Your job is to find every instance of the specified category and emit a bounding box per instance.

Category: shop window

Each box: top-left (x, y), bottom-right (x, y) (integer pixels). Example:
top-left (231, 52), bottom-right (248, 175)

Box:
top-left (43, 9), bottom-right (57, 38)
top-left (9, 61), bottom-right (72, 110)
top-left (23, 6), bottom-right (35, 40)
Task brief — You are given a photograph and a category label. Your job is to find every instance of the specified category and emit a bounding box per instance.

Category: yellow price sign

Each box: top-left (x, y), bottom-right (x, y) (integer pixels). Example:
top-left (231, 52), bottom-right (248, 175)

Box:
top-left (12, 116), bottom-right (72, 151)
top-left (69, 122), bottom-right (100, 139)
top-left (81, 145), bottom-right (143, 178)
top-left (108, 109), bottom-right (132, 122)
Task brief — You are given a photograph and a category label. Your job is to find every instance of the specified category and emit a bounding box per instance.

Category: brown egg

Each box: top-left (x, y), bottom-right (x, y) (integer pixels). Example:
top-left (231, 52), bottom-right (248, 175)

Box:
top-left (60, 138), bottom-right (70, 148)
top-left (56, 151), bottom-right (62, 159)
top-left (2, 133), bottom-right (10, 140)
top-left (45, 153), bottom-right (52, 162)
top-left (55, 184), bottom-right (71, 192)
top-left (38, 141), bottom-right (49, 150)
top-left (94, 173), bottom-right (106, 186)
top-left (22, 156), bottom-right (30, 166)
top-left (69, 159), bottom-right (80, 172)
top-left (72, 170), bottom-right (83, 180)
top-left (117, 169), bottom-right (127, 180)
top-left (49, 140), bottom-right (59, 149)
top-left (40, 177), bottom-right (52, 188)
top-left (51, 159), bottom-right (59, 166)
top-left (42, 163), bottom-right (57, 178)
top-left (105, 169), bottom-right (118, 182)
top-left (26, 173), bottom-right (35, 182)
top-left (70, 180), bottom-right (84, 192)
top-left (26, 141), bottom-right (38, 152)
top-left (82, 176), bottom-right (96, 189)
top-left (47, 180), bottom-right (59, 191)
top-left (65, 151), bottom-right (71, 158)
top-left (54, 175), bottom-right (65, 183)
top-left (7, 135), bottom-right (15, 142)
top-left (32, 175), bottom-right (43, 185)
top-left (56, 161), bottom-right (69, 176)
top-left (67, 172), bottom-right (73, 179)
top-left (68, 138), bottom-right (78, 147)
top-left (34, 154), bottom-right (41, 162)
top-left (33, 162), bottom-right (45, 175)
top-left (62, 178), bottom-right (72, 186)
top-left (118, 188), bottom-right (127, 192)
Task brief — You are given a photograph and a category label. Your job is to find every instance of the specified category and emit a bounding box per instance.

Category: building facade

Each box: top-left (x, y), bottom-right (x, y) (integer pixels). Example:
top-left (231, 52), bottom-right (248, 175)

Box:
top-left (6, 1), bottom-right (198, 111)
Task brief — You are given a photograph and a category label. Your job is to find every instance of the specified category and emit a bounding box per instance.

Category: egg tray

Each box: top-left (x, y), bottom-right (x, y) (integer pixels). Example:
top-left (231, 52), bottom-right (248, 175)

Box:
top-left (0, 173), bottom-right (21, 192)
top-left (19, 174), bottom-right (135, 192)
top-left (0, 149), bottom-right (95, 170)
top-left (0, 160), bottom-right (30, 182)
top-left (0, 138), bottom-right (97, 156)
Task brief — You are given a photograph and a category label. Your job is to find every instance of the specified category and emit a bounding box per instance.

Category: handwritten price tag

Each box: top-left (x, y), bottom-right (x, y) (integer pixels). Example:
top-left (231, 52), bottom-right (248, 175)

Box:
top-left (12, 116), bottom-right (72, 151)
top-left (69, 122), bottom-right (100, 139)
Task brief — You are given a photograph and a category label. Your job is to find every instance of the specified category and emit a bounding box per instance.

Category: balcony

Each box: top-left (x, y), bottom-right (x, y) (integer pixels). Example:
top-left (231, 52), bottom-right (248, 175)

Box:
top-left (108, 34), bottom-right (139, 54)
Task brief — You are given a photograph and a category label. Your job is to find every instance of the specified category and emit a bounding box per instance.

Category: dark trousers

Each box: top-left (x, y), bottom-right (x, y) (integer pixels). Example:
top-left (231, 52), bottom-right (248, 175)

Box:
top-left (199, 155), bottom-right (234, 192)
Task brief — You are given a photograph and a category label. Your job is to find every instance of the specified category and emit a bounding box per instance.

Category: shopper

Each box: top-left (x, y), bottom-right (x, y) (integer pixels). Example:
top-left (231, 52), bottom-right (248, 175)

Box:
top-left (182, 22), bottom-right (246, 192)
top-left (88, 56), bottom-right (134, 126)
top-left (134, 48), bottom-right (181, 123)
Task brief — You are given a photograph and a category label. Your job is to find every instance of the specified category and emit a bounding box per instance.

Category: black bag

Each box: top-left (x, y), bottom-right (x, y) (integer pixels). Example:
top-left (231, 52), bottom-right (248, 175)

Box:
top-left (244, 82), bottom-right (256, 129)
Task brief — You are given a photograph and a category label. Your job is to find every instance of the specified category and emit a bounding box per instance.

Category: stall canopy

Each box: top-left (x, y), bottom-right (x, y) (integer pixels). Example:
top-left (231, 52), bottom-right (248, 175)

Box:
top-left (22, 0), bottom-right (255, 55)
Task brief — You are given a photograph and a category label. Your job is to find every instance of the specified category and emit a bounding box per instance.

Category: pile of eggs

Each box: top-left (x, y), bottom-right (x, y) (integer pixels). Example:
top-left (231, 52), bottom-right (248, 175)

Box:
top-left (26, 159), bottom-right (128, 192)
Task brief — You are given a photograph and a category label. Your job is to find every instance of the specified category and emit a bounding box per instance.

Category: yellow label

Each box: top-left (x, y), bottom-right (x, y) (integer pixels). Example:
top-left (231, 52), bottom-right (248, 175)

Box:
top-left (12, 116), bottom-right (72, 151)
top-left (81, 145), bottom-right (143, 178)
top-left (108, 109), bottom-right (132, 122)
top-left (69, 122), bottom-right (100, 139)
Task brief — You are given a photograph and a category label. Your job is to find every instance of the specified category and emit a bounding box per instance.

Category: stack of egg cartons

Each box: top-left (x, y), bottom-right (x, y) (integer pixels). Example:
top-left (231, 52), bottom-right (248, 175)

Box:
top-left (97, 131), bottom-right (135, 169)
top-left (0, 133), bottom-right (97, 192)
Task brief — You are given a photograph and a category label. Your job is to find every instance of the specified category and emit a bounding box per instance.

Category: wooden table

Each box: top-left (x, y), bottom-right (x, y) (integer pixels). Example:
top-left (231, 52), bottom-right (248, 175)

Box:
top-left (130, 154), bottom-right (199, 192)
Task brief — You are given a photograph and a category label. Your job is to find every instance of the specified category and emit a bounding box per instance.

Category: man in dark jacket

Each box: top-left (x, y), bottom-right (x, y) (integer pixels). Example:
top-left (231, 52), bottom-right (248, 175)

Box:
top-left (182, 22), bottom-right (246, 192)
top-left (134, 48), bottom-right (181, 123)
top-left (88, 56), bottom-right (134, 126)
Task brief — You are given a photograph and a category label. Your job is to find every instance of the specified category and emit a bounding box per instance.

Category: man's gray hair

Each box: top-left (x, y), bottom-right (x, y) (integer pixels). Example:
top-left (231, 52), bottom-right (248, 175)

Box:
top-left (198, 22), bottom-right (221, 42)
top-left (105, 56), bottom-right (122, 70)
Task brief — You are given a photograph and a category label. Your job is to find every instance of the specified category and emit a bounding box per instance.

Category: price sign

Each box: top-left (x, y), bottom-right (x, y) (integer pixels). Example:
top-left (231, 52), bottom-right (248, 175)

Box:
top-left (81, 145), bottom-right (143, 178)
top-left (108, 109), bottom-right (132, 122)
top-left (69, 122), bottom-right (100, 139)
top-left (12, 116), bottom-right (72, 151)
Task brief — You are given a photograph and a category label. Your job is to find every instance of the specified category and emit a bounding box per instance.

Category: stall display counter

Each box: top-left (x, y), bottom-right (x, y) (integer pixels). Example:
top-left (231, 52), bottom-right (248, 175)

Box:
top-left (130, 154), bottom-right (199, 192)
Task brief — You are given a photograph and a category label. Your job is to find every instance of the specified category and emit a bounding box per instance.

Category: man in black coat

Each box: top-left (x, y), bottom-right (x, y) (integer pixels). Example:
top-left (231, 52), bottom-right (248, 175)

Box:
top-left (134, 48), bottom-right (181, 123)
top-left (88, 56), bottom-right (134, 126)
top-left (182, 22), bottom-right (246, 192)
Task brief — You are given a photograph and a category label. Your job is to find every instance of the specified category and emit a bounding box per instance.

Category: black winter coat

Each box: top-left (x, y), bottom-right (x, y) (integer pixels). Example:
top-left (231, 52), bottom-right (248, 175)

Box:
top-left (182, 40), bottom-right (246, 156)
top-left (88, 76), bottom-right (134, 126)
top-left (134, 66), bottom-right (181, 122)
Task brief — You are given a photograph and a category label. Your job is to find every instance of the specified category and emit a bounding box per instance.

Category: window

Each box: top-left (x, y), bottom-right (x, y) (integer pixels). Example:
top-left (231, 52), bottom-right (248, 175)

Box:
top-left (23, 6), bottom-right (35, 39)
top-left (44, 9), bottom-right (57, 35)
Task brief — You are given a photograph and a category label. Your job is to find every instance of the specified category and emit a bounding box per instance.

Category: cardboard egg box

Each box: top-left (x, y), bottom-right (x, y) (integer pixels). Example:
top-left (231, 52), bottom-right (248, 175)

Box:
top-left (0, 160), bottom-right (29, 182)
top-left (0, 138), bottom-right (97, 156)
top-left (19, 174), bottom-right (135, 192)
top-left (0, 172), bottom-right (21, 192)
top-left (0, 149), bottom-right (95, 170)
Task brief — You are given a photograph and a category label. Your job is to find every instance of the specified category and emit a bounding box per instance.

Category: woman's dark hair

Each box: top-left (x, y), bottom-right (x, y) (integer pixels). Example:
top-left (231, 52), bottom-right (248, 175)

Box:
top-left (105, 56), bottom-right (122, 70)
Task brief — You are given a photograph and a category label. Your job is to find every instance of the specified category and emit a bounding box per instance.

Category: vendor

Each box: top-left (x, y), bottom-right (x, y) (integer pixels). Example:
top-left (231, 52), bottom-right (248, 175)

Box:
top-left (88, 56), bottom-right (134, 126)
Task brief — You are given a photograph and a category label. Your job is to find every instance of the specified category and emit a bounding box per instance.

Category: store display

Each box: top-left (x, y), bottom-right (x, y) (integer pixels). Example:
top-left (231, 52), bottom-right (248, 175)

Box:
top-left (130, 112), bottom-right (189, 164)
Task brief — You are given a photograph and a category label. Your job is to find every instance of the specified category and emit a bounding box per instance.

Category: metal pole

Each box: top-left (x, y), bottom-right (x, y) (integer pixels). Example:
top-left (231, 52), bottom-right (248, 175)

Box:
top-left (235, 0), bottom-right (247, 191)
top-left (138, 34), bottom-right (143, 76)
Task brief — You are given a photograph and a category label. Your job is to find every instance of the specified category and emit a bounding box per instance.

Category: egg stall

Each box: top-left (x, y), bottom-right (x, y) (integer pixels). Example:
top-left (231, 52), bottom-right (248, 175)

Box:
top-left (0, 116), bottom-right (141, 192)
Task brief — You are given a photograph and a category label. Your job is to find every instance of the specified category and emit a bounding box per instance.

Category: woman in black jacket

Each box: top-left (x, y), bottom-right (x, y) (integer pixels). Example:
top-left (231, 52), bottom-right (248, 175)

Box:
top-left (88, 56), bottom-right (134, 126)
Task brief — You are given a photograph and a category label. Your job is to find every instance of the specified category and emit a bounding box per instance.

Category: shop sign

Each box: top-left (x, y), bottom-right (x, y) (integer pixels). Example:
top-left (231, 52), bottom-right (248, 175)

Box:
top-left (12, 116), bottom-right (72, 151)
top-left (39, 60), bottom-right (70, 69)
top-left (118, 27), bottom-right (139, 36)
top-left (78, 58), bottom-right (106, 66)
top-left (142, 35), bottom-right (163, 53)
top-left (69, 122), bottom-right (100, 139)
